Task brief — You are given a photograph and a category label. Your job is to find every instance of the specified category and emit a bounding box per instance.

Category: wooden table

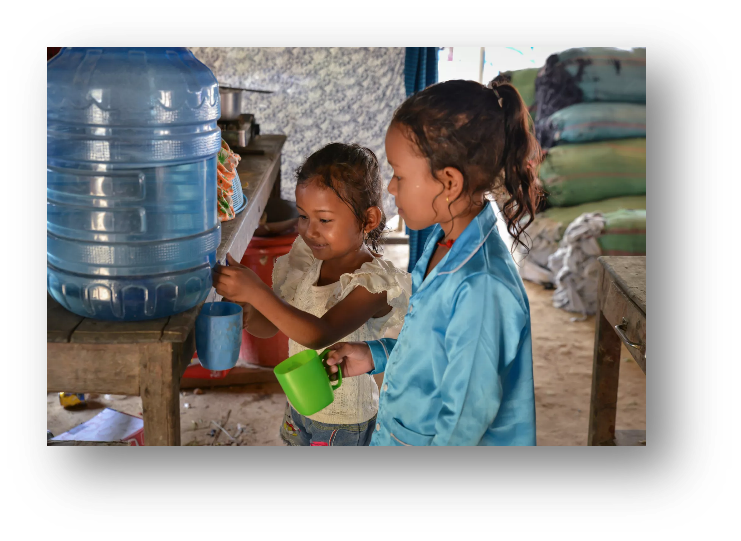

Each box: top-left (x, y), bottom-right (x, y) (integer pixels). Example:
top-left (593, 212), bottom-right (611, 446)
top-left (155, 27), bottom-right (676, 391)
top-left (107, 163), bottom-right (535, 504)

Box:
top-left (47, 135), bottom-right (286, 446)
top-left (588, 256), bottom-right (646, 446)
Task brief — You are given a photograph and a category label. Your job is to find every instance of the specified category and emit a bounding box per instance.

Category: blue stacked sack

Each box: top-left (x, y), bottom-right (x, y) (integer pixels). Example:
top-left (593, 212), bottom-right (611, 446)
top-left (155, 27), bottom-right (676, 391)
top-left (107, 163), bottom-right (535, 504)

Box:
top-left (534, 47), bottom-right (646, 150)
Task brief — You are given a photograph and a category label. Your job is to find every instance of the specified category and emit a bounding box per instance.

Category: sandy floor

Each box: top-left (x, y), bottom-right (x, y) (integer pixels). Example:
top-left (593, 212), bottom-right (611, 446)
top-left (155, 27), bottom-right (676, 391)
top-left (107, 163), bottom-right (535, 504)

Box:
top-left (47, 223), bottom-right (645, 446)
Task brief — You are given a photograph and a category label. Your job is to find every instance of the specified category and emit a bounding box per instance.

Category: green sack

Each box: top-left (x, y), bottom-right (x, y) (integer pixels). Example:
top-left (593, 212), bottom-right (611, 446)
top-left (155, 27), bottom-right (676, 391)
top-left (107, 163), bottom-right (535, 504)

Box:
top-left (539, 138), bottom-right (646, 207)
top-left (541, 195), bottom-right (646, 230)
top-left (599, 208), bottom-right (646, 255)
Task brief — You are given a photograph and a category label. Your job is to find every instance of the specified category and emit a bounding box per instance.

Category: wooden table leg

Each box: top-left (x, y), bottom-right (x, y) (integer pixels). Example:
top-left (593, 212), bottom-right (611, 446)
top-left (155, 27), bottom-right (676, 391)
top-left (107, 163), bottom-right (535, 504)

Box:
top-left (139, 343), bottom-right (181, 446)
top-left (588, 310), bottom-right (623, 445)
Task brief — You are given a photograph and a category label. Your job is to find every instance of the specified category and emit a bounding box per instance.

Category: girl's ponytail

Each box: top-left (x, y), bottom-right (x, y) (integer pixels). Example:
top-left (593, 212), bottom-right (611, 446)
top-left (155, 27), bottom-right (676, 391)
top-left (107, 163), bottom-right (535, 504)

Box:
top-left (487, 81), bottom-right (544, 252)
top-left (392, 78), bottom-right (543, 252)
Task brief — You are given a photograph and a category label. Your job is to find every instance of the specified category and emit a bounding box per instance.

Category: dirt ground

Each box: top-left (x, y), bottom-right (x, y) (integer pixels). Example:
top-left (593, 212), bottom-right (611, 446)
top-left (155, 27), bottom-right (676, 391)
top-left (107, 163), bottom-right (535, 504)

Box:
top-left (47, 232), bottom-right (646, 446)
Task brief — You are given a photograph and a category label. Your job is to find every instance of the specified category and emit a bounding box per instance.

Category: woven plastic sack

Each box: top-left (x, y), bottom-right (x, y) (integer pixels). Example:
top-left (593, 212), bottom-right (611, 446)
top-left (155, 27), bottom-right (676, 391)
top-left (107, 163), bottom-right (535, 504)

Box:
top-left (517, 195), bottom-right (645, 285)
top-left (539, 138), bottom-right (646, 207)
top-left (554, 47), bottom-right (645, 102)
top-left (537, 103), bottom-right (646, 149)
top-left (599, 208), bottom-right (646, 255)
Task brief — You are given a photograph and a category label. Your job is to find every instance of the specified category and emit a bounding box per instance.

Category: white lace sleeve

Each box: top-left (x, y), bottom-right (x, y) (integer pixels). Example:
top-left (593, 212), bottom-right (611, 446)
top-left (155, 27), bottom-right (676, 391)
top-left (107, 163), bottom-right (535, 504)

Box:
top-left (272, 236), bottom-right (315, 303)
top-left (328, 257), bottom-right (412, 336)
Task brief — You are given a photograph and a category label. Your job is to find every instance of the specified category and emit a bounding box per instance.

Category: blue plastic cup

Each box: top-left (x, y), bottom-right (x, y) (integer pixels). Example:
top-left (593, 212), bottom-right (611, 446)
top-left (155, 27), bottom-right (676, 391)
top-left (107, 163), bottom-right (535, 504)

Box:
top-left (195, 302), bottom-right (243, 371)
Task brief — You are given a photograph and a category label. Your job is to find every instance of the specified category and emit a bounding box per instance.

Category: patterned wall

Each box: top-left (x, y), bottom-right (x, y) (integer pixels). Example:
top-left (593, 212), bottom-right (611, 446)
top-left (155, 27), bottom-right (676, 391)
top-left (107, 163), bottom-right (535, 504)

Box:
top-left (189, 47), bottom-right (406, 218)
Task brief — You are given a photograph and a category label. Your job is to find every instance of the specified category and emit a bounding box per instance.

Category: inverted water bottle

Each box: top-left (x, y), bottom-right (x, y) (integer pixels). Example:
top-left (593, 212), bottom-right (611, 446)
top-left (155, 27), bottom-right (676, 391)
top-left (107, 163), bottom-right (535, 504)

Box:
top-left (47, 47), bottom-right (222, 321)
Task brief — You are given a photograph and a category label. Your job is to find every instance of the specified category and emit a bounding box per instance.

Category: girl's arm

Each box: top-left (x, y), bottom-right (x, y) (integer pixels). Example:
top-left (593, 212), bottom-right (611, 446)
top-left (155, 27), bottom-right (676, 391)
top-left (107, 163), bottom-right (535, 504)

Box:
top-left (213, 255), bottom-right (391, 350)
top-left (245, 279), bottom-right (389, 350)
top-left (431, 274), bottom-right (529, 446)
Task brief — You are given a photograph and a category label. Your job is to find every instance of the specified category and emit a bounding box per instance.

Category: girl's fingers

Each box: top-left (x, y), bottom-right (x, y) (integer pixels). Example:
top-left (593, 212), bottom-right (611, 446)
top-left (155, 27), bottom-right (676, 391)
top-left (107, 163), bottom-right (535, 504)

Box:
top-left (325, 344), bottom-right (345, 366)
top-left (226, 253), bottom-right (239, 266)
top-left (327, 361), bottom-right (341, 374)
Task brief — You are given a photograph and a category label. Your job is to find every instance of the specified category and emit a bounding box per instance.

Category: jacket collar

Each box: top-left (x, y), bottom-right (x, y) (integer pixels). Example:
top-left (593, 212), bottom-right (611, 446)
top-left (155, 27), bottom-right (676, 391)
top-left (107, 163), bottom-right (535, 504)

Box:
top-left (412, 203), bottom-right (498, 293)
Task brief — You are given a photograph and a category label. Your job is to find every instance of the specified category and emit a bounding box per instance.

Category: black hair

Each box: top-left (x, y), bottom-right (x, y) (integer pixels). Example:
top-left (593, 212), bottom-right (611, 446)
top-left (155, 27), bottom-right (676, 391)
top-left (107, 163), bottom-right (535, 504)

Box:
top-left (391, 78), bottom-right (543, 251)
top-left (295, 143), bottom-right (386, 252)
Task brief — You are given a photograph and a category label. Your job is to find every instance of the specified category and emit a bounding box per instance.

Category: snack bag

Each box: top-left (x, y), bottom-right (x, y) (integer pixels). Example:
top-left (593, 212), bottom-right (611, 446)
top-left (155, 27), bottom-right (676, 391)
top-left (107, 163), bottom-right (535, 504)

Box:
top-left (217, 140), bottom-right (242, 221)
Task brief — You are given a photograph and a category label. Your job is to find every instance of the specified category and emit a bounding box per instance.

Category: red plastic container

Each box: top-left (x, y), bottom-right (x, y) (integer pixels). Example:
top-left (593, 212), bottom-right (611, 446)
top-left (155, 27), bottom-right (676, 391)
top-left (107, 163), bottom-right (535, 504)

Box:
top-left (239, 231), bottom-right (299, 367)
top-left (183, 352), bottom-right (230, 379)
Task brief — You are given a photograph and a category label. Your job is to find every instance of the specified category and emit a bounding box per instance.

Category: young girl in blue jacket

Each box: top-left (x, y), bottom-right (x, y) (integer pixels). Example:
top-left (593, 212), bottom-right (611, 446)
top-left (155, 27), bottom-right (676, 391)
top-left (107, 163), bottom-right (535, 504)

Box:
top-left (326, 79), bottom-right (543, 446)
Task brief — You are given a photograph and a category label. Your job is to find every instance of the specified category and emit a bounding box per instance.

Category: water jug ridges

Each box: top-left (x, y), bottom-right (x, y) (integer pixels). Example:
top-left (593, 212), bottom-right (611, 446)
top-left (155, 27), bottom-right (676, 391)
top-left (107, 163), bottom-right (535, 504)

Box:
top-left (47, 47), bottom-right (221, 321)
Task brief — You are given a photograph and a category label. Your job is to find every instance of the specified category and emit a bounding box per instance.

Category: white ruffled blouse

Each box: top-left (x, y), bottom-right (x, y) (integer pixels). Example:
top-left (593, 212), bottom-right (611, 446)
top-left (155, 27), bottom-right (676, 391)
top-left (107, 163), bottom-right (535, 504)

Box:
top-left (272, 236), bottom-right (411, 425)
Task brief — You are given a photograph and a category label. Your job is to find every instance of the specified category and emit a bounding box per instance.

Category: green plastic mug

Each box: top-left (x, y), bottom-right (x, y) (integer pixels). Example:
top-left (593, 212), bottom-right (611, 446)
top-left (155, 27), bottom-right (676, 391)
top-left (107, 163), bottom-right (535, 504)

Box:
top-left (273, 349), bottom-right (342, 416)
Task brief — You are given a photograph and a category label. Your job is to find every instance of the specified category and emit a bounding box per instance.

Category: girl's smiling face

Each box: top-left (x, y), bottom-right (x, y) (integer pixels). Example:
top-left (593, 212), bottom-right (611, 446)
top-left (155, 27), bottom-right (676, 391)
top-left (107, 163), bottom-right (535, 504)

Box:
top-left (385, 122), bottom-right (447, 231)
top-left (295, 179), bottom-right (365, 260)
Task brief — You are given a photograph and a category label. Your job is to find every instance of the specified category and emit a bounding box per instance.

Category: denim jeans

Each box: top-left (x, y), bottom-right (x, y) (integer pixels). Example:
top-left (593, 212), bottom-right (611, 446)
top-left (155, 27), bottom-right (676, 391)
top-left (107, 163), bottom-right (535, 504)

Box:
top-left (279, 402), bottom-right (376, 446)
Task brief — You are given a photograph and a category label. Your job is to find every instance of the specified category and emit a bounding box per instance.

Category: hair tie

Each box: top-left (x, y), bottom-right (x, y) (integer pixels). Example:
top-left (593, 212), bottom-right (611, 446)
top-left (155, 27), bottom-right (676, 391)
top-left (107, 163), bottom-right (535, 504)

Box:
top-left (492, 87), bottom-right (504, 108)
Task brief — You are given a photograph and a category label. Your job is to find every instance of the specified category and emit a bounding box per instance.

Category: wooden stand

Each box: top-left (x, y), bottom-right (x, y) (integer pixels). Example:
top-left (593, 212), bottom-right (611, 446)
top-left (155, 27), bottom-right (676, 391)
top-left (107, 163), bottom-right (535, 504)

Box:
top-left (47, 135), bottom-right (287, 446)
top-left (588, 256), bottom-right (646, 446)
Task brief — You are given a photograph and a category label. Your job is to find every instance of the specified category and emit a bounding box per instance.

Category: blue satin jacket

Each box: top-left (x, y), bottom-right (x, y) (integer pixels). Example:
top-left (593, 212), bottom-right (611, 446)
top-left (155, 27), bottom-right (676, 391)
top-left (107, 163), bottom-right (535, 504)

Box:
top-left (367, 204), bottom-right (536, 446)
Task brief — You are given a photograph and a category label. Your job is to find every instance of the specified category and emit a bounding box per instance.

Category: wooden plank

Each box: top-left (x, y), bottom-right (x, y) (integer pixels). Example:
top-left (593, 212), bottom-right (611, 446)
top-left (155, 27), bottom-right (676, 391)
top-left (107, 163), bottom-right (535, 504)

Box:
top-left (71, 317), bottom-right (168, 344)
top-left (599, 258), bottom-right (646, 372)
top-left (162, 305), bottom-right (199, 344)
top-left (600, 278), bottom-right (646, 373)
top-left (180, 365), bottom-right (278, 389)
top-left (47, 342), bottom-right (142, 395)
top-left (47, 293), bottom-right (84, 343)
top-left (139, 342), bottom-right (181, 446)
top-left (588, 266), bottom-right (623, 446)
top-left (599, 256), bottom-right (646, 314)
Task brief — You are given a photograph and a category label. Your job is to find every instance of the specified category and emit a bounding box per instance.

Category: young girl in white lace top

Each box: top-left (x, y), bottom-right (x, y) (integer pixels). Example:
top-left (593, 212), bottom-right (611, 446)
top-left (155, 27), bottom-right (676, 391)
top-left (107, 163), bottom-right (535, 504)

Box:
top-left (213, 143), bottom-right (411, 446)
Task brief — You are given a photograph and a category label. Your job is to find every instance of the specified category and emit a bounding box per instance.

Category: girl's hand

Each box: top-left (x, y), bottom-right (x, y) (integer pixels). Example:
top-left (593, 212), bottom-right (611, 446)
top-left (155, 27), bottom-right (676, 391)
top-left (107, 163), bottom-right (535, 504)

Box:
top-left (225, 299), bottom-right (255, 328)
top-left (212, 254), bottom-right (266, 303)
top-left (325, 342), bottom-right (374, 377)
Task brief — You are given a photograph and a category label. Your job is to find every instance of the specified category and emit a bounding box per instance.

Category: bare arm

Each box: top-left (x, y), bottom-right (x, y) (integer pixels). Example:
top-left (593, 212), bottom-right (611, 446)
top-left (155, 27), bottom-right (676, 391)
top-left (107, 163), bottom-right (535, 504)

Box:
top-left (245, 280), bottom-right (390, 350)
top-left (213, 255), bottom-right (391, 350)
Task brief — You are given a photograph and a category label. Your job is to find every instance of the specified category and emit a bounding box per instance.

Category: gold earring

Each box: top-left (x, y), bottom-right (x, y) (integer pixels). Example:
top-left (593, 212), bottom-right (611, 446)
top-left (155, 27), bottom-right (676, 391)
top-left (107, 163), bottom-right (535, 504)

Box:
top-left (446, 197), bottom-right (449, 203)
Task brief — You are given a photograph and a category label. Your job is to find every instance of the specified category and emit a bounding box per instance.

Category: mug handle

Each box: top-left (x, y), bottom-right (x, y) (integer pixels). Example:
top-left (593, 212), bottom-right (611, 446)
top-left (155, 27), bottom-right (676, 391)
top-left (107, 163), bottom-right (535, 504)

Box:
top-left (320, 349), bottom-right (342, 391)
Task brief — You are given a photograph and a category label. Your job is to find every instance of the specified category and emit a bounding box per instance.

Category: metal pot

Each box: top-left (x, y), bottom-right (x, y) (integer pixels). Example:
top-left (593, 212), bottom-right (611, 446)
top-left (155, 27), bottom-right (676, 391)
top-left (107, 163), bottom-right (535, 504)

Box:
top-left (219, 87), bottom-right (244, 121)
top-left (254, 198), bottom-right (299, 237)
top-left (218, 85), bottom-right (273, 121)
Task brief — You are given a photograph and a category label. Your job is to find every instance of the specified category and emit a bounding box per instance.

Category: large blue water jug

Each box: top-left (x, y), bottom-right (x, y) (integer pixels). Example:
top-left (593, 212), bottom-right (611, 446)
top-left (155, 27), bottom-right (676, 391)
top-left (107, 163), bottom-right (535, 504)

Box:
top-left (47, 48), bottom-right (221, 321)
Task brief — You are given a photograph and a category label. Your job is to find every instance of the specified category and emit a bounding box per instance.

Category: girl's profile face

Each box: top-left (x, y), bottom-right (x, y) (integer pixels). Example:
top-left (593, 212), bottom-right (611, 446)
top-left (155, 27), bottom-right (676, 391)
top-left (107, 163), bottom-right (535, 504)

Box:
top-left (295, 179), bottom-right (364, 260)
top-left (385, 123), bottom-right (446, 231)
